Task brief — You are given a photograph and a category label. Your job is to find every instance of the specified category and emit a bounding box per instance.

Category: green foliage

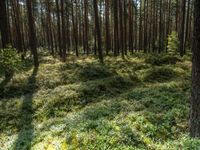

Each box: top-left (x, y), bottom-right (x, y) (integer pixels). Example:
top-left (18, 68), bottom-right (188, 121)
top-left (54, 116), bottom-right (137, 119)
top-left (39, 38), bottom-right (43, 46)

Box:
top-left (143, 67), bottom-right (177, 82)
top-left (0, 52), bottom-right (198, 150)
top-left (167, 31), bottom-right (180, 54)
top-left (145, 54), bottom-right (181, 66)
top-left (78, 64), bottom-right (116, 81)
top-left (0, 47), bottom-right (21, 77)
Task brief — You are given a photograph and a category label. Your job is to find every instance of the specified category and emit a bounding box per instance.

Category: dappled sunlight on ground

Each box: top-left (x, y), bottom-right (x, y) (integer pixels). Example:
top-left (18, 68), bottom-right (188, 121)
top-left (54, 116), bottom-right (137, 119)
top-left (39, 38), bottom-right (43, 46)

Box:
top-left (1, 52), bottom-right (199, 149)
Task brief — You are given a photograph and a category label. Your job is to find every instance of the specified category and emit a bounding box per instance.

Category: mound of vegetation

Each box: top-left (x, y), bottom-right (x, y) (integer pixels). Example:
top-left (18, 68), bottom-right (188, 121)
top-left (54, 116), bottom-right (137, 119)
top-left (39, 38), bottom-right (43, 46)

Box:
top-left (78, 64), bottom-right (116, 81)
top-left (0, 53), bottom-right (197, 150)
top-left (143, 67), bottom-right (177, 82)
top-left (145, 55), bottom-right (181, 66)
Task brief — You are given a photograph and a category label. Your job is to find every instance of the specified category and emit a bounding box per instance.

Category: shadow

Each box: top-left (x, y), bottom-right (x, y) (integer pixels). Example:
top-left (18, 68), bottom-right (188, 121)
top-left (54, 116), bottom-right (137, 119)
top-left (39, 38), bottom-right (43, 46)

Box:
top-left (13, 67), bottom-right (38, 150)
top-left (0, 73), bottom-right (13, 91)
top-left (0, 68), bottom-right (39, 99)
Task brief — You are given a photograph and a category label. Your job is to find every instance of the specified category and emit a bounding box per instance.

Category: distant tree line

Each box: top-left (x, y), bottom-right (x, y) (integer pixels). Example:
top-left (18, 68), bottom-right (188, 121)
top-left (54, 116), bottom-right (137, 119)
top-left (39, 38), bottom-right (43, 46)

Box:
top-left (0, 0), bottom-right (193, 64)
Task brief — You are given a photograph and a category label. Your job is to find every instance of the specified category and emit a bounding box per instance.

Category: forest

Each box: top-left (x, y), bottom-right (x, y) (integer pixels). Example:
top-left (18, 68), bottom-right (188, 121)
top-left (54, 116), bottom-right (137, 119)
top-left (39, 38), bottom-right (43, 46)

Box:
top-left (0, 0), bottom-right (200, 149)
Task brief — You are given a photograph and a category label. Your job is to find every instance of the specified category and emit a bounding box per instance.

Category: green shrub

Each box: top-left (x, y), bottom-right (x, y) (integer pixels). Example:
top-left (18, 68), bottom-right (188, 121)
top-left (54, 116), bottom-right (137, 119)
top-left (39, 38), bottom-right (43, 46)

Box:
top-left (167, 31), bottom-right (179, 54)
top-left (143, 67), bottom-right (176, 82)
top-left (145, 54), bottom-right (181, 66)
top-left (79, 76), bottom-right (133, 103)
top-left (0, 47), bottom-right (21, 78)
top-left (78, 64), bottom-right (115, 81)
top-left (161, 55), bottom-right (181, 64)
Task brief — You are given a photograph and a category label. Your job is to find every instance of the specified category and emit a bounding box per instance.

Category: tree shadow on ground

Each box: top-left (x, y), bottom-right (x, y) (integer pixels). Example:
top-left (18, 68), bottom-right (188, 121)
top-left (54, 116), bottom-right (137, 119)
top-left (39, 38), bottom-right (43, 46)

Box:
top-left (13, 67), bottom-right (38, 150)
top-left (0, 69), bottom-right (39, 99)
top-left (0, 73), bottom-right (13, 92)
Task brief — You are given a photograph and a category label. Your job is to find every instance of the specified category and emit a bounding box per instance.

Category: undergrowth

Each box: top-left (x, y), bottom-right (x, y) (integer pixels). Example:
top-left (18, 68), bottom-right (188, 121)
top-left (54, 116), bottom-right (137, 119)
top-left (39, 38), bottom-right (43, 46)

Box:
top-left (0, 51), bottom-right (198, 150)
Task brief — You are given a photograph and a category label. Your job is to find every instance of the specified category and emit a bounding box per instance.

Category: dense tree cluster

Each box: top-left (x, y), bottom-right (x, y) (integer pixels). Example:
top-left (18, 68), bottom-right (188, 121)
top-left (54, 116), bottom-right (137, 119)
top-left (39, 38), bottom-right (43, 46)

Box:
top-left (0, 0), bottom-right (193, 64)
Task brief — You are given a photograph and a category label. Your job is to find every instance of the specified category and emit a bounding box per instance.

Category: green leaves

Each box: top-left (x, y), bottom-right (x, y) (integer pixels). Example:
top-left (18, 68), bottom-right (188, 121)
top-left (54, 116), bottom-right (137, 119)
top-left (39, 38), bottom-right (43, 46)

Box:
top-left (167, 31), bottom-right (180, 54)
top-left (0, 47), bottom-right (21, 77)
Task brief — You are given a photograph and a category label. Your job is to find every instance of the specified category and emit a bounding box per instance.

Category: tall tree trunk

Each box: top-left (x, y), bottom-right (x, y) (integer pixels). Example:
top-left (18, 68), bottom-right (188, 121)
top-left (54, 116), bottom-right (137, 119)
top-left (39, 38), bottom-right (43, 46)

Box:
top-left (135, 0), bottom-right (138, 51)
top-left (124, 0), bottom-right (127, 54)
top-left (144, 0), bottom-right (148, 53)
top-left (113, 0), bottom-right (119, 56)
top-left (152, 0), bottom-right (156, 52)
top-left (105, 0), bottom-right (111, 55)
top-left (61, 0), bottom-right (67, 60)
top-left (45, 0), bottom-right (54, 55)
top-left (84, 0), bottom-right (89, 55)
top-left (139, 0), bottom-right (143, 51)
top-left (179, 0), bottom-right (186, 56)
top-left (93, 0), bottom-right (103, 63)
top-left (175, 0), bottom-right (180, 33)
top-left (184, 0), bottom-right (191, 51)
top-left (26, 0), bottom-right (39, 67)
top-left (128, 0), bottom-right (133, 54)
top-left (11, 0), bottom-right (23, 55)
top-left (119, 0), bottom-right (124, 58)
top-left (190, 0), bottom-right (200, 138)
top-left (71, 0), bottom-right (78, 57)
top-left (55, 0), bottom-right (62, 57)
top-left (159, 0), bottom-right (163, 53)
top-left (0, 0), bottom-right (9, 48)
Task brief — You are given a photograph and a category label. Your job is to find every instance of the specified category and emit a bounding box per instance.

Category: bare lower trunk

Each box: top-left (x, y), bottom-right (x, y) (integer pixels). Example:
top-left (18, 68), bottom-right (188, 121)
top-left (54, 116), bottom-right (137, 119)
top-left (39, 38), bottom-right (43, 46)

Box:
top-left (190, 0), bottom-right (200, 138)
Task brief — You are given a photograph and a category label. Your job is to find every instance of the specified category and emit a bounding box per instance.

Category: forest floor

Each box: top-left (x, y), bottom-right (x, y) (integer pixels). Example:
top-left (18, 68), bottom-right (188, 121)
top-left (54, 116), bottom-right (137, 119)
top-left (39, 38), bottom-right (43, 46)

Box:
top-left (0, 51), bottom-right (200, 150)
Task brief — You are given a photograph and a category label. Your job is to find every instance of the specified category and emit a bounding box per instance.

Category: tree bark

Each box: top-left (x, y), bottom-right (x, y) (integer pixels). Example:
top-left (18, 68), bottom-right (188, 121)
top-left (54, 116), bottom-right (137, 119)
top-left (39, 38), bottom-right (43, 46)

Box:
top-left (179, 0), bottom-right (186, 57)
top-left (27, 0), bottom-right (39, 67)
top-left (55, 0), bottom-right (62, 57)
top-left (61, 0), bottom-right (67, 60)
top-left (0, 0), bottom-right (9, 48)
top-left (113, 0), bottom-right (119, 56)
top-left (105, 0), bottom-right (111, 55)
top-left (84, 0), bottom-right (89, 55)
top-left (190, 0), bottom-right (200, 138)
top-left (93, 0), bottom-right (103, 63)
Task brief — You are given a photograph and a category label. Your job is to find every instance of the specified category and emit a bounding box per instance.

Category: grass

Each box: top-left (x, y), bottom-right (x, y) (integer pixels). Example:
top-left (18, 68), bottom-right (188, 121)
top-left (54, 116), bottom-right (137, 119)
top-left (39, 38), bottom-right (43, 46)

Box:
top-left (0, 51), bottom-right (199, 150)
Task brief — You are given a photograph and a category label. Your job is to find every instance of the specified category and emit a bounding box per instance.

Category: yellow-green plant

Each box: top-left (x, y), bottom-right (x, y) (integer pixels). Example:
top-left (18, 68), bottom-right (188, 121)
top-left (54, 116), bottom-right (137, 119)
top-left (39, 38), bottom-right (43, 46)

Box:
top-left (0, 47), bottom-right (21, 78)
top-left (167, 31), bottom-right (180, 54)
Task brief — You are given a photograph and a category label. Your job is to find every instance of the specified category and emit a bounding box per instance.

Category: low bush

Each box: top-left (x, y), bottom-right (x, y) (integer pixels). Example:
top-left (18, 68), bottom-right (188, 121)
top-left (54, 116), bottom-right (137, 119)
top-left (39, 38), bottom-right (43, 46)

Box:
top-left (145, 55), bottom-right (181, 66)
top-left (78, 64), bottom-right (116, 81)
top-left (167, 31), bottom-right (179, 54)
top-left (143, 67), bottom-right (177, 82)
top-left (0, 47), bottom-right (21, 78)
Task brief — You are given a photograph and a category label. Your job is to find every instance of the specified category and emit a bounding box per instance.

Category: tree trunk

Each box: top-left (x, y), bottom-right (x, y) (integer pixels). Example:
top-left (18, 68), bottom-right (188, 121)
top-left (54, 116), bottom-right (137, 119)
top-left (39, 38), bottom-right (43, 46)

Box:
top-left (184, 0), bottom-right (191, 51)
top-left (26, 0), bottom-right (39, 67)
top-left (105, 0), bottom-right (111, 55)
top-left (93, 0), bottom-right (103, 63)
top-left (84, 0), bottom-right (89, 55)
top-left (55, 0), bottom-right (62, 57)
top-left (12, 0), bottom-right (23, 55)
top-left (61, 0), bottom-right (67, 60)
top-left (0, 0), bottom-right (9, 48)
top-left (113, 0), bottom-right (119, 56)
top-left (159, 0), bottom-right (163, 53)
top-left (71, 0), bottom-right (79, 57)
top-left (179, 0), bottom-right (186, 57)
top-left (128, 0), bottom-right (133, 54)
top-left (190, 0), bottom-right (200, 138)
top-left (119, 0), bottom-right (124, 58)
